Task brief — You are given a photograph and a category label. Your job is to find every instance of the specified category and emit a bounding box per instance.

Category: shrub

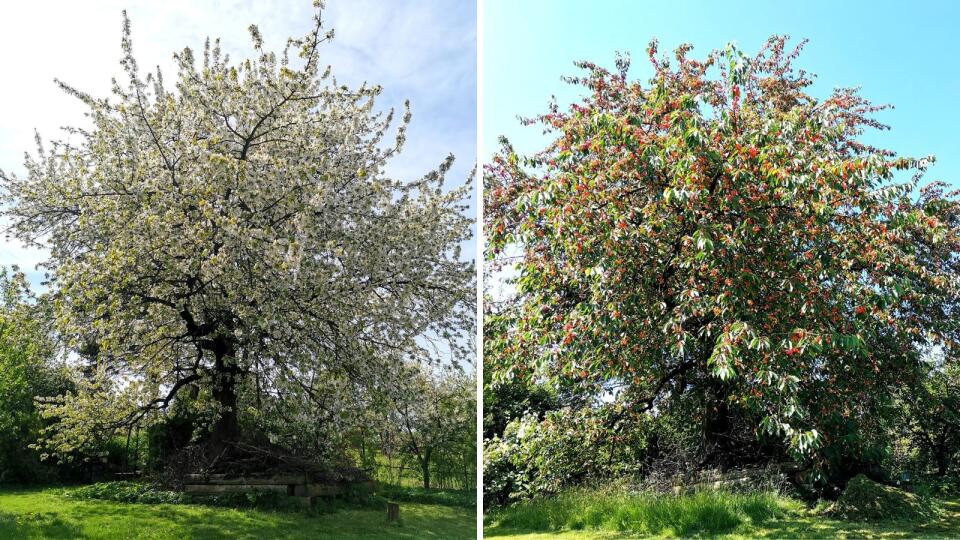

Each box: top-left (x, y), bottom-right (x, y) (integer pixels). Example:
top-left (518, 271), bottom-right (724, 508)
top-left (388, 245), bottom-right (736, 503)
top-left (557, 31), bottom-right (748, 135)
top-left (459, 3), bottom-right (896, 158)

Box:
top-left (65, 481), bottom-right (186, 505)
top-left (827, 474), bottom-right (939, 521)
top-left (65, 480), bottom-right (398, 514)
top-left (190, 489), bottom-right (306, 512)
top-left (65, 481), bottom-right (304, 510)
top-left (484, 408), bottom-right (648, 507)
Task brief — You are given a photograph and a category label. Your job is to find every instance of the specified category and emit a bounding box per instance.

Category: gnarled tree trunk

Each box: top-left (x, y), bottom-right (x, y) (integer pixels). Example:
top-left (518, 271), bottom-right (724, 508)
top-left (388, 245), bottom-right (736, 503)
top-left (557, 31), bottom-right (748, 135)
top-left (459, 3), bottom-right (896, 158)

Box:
top-left (208, 339), bottom-right (242, 445)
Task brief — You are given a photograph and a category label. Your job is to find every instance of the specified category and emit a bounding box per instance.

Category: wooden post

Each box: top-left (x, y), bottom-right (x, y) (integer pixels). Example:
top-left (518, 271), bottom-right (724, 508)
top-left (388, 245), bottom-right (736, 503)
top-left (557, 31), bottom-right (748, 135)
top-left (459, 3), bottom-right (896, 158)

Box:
top-left (387, 502), bottom-right (400, 522)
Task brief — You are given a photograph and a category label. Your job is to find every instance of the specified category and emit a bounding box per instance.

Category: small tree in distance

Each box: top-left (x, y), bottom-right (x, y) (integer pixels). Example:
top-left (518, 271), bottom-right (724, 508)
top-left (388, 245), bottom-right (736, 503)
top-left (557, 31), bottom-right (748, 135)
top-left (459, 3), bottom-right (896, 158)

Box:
top-left (485, 36), bottom-right (960, 463)
top-left (390, 364), bottom-right (475, 489)
top-left (0, 3), bottom-right (474, 465)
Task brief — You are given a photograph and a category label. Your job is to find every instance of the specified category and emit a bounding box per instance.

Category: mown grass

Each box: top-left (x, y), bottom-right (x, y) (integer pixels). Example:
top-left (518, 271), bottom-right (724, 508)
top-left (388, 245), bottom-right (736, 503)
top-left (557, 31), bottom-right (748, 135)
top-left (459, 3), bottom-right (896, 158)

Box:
top-left (0, 485), bottom-right (475, 539)
top-left (484, 489), bottom-right (960, 539)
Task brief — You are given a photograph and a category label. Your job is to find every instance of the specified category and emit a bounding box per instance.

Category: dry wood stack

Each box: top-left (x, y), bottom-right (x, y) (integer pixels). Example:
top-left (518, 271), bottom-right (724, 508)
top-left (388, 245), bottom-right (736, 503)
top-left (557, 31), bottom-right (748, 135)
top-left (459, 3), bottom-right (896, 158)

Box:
top-left (183, 473), bottom-right (375, 506)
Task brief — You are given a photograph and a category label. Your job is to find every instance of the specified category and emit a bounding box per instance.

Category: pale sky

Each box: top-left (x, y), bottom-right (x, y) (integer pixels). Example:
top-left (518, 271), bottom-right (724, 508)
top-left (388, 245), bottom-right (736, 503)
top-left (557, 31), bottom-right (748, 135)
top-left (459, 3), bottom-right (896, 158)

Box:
top-left (0, 0), bottom-right (477, 288)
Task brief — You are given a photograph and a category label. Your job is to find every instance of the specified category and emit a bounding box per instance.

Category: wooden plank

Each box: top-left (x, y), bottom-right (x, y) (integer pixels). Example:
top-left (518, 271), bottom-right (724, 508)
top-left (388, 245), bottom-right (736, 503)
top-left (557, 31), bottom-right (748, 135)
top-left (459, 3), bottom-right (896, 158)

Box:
top-left (291, 496), bottom-right (315, 507)
top-left (184, 474), bottom-right (306, 485)
top-left (184, 484), bottom-right (289, 494)
top-left (303, 484), bottom-right (343, 497)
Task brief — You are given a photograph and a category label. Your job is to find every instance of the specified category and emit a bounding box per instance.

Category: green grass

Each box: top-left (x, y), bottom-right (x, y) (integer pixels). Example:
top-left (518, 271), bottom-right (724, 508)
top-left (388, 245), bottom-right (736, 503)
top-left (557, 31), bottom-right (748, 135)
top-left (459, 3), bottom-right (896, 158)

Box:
top-left (379, 486), bottom-right (476, 508)
top-left (484, 489), bottom-right (960, 539)
top-left (0, 486), bottom-right (475, 539)
top-left (485, 489), bottom-right (786, 538)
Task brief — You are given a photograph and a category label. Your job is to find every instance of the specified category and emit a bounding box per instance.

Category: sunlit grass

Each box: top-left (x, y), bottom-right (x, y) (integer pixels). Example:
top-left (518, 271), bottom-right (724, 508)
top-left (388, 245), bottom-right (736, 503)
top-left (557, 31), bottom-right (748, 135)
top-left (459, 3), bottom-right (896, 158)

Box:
top-left (485, 488), bottom-right (787, 537)
top-left (0, 485), bottom-right (475, 539)
top-left (484, 488), bottom-right (960, 539)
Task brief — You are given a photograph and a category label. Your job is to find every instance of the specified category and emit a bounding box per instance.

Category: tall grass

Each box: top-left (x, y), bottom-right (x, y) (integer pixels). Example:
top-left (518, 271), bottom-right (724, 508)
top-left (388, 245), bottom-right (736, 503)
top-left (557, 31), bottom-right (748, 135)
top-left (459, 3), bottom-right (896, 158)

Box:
top-left (488, 488), bottom-right (792, 537)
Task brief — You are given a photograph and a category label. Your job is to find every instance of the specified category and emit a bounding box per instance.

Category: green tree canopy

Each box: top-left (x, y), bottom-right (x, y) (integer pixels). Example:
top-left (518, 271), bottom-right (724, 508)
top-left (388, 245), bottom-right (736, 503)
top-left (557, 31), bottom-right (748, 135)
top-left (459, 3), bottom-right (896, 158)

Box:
top-left (0, 268), bottom-right (73, 480)
top-left (485, 36), bottom-right (960, 459)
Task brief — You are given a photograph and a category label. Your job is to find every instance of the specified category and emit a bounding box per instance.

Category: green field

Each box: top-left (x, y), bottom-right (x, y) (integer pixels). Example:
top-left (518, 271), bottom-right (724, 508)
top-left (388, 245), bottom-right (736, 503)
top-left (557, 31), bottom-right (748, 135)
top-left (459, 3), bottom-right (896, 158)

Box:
top-left (0, 487), bottom-right (475, 539)
top-left (484, 492), bottom-right (960, 539)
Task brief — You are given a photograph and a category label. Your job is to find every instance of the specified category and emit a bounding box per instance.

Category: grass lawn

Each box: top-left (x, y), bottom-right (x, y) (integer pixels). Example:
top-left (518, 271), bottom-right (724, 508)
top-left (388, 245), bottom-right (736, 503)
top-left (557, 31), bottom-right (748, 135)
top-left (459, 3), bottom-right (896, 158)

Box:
top-left (0, 486), bottom-right (475, 539)
top-left (484, 493), bottom-right (960, 539)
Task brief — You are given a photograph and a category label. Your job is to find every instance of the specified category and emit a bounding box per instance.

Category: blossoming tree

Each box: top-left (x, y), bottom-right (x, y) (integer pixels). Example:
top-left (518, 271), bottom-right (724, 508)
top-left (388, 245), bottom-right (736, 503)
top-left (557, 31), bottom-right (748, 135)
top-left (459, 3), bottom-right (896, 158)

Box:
top-left (0, 4), bottom-right (474, 461)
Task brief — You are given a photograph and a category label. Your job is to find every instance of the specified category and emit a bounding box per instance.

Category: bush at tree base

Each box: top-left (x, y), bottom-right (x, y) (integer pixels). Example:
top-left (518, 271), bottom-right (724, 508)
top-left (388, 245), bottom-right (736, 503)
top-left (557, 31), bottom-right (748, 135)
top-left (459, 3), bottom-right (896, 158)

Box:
top-left (483, 376), bottom-right (960, 507)
top-left (484, 407), bottom-right (649, 507)
top-left (827, 474), bottom-right (939, 521)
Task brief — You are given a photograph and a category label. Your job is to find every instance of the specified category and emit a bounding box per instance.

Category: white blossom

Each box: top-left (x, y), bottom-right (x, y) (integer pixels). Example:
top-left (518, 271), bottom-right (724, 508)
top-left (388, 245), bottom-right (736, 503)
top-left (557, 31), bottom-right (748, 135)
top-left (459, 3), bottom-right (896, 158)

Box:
top-left (0, 7), bottom-right (474, 458)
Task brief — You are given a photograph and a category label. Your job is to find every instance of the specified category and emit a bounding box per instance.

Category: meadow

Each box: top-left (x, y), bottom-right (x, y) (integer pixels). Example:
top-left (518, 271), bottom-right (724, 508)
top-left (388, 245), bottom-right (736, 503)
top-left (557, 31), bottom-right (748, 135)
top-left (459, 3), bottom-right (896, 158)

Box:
top-left (0, 486), bottom-right (475, 540)
top-left (483, 489), bottom-right (960, 539)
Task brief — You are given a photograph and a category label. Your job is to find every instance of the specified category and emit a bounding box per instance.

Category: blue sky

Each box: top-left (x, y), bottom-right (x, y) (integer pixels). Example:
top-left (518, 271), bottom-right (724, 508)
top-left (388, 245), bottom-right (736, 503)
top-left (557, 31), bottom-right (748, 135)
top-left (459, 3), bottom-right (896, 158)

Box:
top-left (482, 0), bottom-right (960, 191)
top-left (0, 0), bottom-right (476, 288)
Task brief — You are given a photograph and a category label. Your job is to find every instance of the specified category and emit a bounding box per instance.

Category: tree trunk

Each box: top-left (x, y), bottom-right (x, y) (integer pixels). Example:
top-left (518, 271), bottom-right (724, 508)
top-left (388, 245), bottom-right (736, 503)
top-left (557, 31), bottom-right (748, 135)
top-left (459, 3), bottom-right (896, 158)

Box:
top-left (210, 347), bottom-right (241, 444)
top-left (421, 451), bottom-right (432, 490)
top-left (937, 441), bottom-right (949, 477)
top-left (702, 382), bottom-right (734, 467)
top-left (211, 377), bottom-right (239, 443)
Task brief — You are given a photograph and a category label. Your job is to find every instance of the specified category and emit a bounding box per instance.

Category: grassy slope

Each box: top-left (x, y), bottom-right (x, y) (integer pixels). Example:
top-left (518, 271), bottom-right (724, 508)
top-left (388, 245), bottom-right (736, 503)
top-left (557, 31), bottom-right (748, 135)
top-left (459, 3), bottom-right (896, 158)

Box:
top-left (485, 495), bottom-right (960, 539)
top-left (0, 487), bottom-right (475, 539)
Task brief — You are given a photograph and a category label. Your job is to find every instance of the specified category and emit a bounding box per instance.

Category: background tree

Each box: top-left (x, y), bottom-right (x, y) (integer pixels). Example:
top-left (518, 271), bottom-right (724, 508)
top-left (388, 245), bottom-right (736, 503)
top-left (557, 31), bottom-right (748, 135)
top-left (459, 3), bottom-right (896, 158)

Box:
top-left (904, 361), bottom-right (960, 478)
top-left (391, 364), bottom-right (475, 489)
top-left (482, 294), bottom-right (559, 441)
top-left (485, 36), bottom-right (960, 467)
top-left (0, 4), bottom-right (474, 466)
top-left (0, 267), bottom-right (73, 482)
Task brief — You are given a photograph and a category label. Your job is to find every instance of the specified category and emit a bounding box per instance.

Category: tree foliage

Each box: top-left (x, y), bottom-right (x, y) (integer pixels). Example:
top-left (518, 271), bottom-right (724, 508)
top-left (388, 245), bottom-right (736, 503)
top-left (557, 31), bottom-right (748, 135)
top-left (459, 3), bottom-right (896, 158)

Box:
top-left (0, 268), bottom-right (73, 481)
top-left (0, 4), bottom-right (474, 462)
top-left (484, 406), bottom-right (649, 507)
top-left (390, 364), bottom-right (475, 489)
top-left (904, 361), bottom-right (960, 478)
top-left (484, 36), bottom-right (960, 460)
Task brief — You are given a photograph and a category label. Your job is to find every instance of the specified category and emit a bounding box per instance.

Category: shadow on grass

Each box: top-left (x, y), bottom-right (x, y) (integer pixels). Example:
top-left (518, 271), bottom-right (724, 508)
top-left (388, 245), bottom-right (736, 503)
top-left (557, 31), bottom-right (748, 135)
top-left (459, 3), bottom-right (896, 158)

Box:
top-left (0, 487), bottom-right (475, 539)
top-left (744, 499), bottom-right (960, 539)
top-left (2, 503), bottom-right (294, 540)
top-left (0, 511), bottom-right (84, 538)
